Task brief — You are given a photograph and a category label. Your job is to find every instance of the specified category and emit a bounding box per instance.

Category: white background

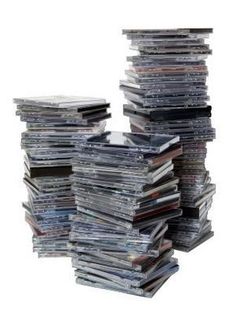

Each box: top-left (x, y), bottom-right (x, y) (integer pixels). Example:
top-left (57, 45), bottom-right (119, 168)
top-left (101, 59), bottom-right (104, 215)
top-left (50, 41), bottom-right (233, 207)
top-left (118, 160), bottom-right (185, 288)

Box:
top-left (0, 0), bottom-right (235, 311)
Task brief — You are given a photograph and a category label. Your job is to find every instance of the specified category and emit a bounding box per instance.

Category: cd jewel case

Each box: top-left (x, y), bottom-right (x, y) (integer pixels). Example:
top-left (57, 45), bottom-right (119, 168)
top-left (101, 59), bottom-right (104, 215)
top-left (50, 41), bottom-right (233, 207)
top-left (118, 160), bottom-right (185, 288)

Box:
top-left (14, 28), bottom-right (216, 298)
top-left (121, 28), bottom-right (215, 252)
top-left (15, 95), bottom-right (111, 257)
top-left (69, 131), bottom-right (182, 297)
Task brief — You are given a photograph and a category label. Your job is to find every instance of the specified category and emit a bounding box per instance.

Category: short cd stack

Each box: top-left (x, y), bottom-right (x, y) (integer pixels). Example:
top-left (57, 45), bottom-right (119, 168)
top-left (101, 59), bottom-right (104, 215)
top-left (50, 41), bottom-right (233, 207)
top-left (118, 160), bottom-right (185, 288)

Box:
top-left (69, 131), bottom-right (182, 297)
top-left (121, 28), bottom-right (216, 251)
top-left (15, 95), bottom-right (111, 256)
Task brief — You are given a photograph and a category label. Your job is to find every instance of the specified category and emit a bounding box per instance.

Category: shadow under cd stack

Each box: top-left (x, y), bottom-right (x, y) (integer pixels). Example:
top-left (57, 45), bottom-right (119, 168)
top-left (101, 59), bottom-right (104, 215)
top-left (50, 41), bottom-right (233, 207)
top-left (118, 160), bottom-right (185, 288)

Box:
top-left (15, 96), bottom-right (111, 257)
top-left (69, 131), bottom-right (182, 297)
top-left (121, 28), bottom-right (216, 251)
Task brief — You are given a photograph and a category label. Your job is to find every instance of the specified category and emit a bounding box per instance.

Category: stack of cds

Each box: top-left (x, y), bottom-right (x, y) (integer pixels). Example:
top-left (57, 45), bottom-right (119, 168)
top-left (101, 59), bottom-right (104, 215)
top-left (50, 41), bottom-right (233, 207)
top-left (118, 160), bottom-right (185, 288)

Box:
top-left (15, 95), bottom-right (111, 257)
top-left (121, 28), bottom-right (216, 251)
top-left (69, 131), bottom-right (182, 297)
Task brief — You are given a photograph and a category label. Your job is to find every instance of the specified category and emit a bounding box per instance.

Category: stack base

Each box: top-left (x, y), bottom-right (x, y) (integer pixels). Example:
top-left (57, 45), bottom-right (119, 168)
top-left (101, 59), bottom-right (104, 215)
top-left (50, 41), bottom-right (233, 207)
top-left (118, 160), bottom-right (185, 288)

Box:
top-left (173, 231), bottom-right (214, 252)
top-left (76, 271), bottom-right (175, 298)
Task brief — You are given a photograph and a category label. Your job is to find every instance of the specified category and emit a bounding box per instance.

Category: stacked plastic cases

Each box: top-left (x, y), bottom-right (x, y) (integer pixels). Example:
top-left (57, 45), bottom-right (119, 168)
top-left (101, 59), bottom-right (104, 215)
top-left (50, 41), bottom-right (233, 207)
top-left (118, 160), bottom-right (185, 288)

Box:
top-left (15, 95), bottom-right (111, 256)
top-left (121, 29), bottom-right (216, 252)
top-left (69, 131), bottom-right (183, 297)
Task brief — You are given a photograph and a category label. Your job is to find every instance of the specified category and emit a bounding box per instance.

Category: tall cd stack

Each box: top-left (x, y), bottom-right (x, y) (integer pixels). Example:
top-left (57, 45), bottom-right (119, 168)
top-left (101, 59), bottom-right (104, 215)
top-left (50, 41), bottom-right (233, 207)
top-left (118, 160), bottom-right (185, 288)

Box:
top-left (69, 131), bottom-right (183, 297)
top-left (121, 29), bottom-right (216, 252)
top-left (15, 95), bottom-right (111, 257)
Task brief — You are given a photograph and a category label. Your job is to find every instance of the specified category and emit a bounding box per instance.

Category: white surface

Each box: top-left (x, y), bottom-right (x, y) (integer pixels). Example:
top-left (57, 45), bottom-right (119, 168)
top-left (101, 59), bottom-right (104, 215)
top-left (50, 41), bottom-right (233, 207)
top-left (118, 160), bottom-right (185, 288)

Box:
top-left (0, 0), bottom-right (235, 311)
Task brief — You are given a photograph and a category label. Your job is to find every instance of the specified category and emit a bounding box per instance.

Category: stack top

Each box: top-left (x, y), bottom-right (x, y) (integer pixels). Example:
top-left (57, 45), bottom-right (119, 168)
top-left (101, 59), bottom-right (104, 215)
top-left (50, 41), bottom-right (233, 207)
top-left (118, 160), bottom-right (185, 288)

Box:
top-left (14, 95), bottom-right (111, 126)
top-left (15, 95), bottom-right (111, 176)
top-left (122, 28), bottom-right (212, 57)
top-left (123, 28), bottom-right (213, 35)
top-left (14, 95), bottom-right (107, 108)
top-left (82, 131), bottom-right (180, 154)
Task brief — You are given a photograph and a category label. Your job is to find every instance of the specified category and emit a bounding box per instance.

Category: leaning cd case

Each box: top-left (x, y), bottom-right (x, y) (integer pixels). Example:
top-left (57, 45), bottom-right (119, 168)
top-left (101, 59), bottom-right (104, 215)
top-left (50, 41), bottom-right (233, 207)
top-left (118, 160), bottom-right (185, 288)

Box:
top-left (121, 28), bottom-right (215, 252)
top-left (69, 131), bottom-right (182, 297)
top-left (15, 95), bottom-right (111, 257)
